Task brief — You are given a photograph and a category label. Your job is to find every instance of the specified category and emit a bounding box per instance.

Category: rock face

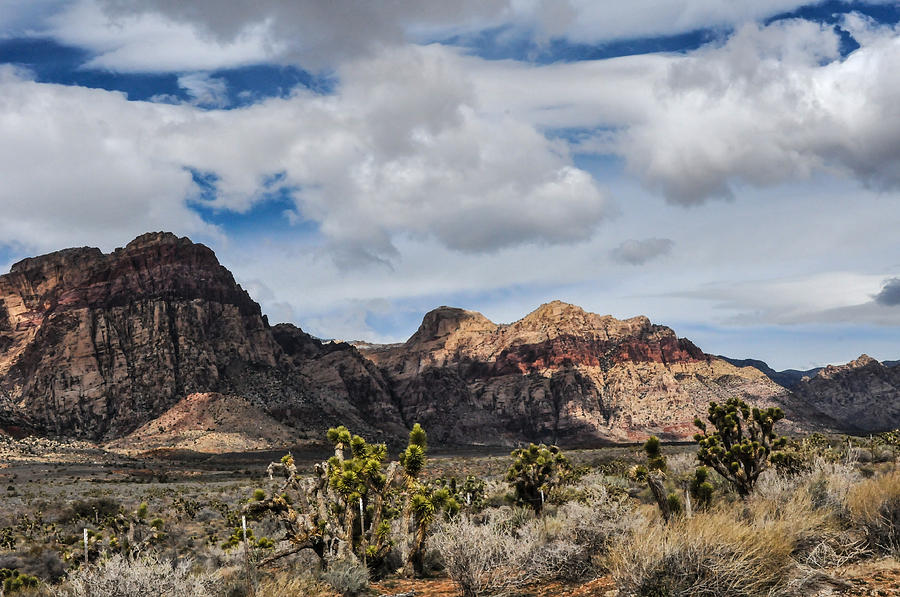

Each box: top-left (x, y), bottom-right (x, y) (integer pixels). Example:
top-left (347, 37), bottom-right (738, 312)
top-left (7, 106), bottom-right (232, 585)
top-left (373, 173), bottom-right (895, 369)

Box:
top-left (2, 233), bottom-right (895, 448)
top-left (0, 233), bottom-right (405, 441)
top-left (791, 355), bottom-right (900, 432)
top-left (360, 301), bottom-right (791, 445)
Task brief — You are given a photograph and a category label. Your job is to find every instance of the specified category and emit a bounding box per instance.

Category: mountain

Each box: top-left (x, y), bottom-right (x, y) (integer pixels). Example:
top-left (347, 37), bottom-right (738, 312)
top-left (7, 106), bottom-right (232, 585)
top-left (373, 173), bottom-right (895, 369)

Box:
top-left (790, 355), bottom-right (900, 432)
top-left (0, 232), bottom-right (406, 442)
top-left (1, 232), bottom-right (894, 448)
top-left (716, 356), bottom-right (822, 389)
top-left (358, 301), bottom-right (793, 444)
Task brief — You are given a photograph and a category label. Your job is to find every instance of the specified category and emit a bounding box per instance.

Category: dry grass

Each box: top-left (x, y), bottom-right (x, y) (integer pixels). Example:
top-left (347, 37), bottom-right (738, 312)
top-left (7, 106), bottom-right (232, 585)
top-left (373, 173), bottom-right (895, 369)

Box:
top-left (255, 571), bottom-right (337, 597)
top-left (847, 471), bottom-right (900, 555)
top-left (608, 509), bottom-right (797, 597)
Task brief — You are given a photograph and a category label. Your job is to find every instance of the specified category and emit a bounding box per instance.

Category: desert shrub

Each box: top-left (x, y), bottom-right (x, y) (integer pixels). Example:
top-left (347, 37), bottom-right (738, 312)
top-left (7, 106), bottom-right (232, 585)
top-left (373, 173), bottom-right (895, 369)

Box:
top-left (429, 515), bottom-right (533, 597)
top-left (608, 510), bottom-right (796, 596)
top-left (255, 571), bottom-right (336, 597)
top-left (58, 553), bottom-right (218, 597)
top-left (65, 498), bottom-right (122, 523)
top-left (846, 471), bottom-right (900, 555)
top-left (319, 555), bottom-right (368, 597)
top-left (1, 569), bottom-right (40, 594)
top-left (689, 467), bottom-right (714, 510)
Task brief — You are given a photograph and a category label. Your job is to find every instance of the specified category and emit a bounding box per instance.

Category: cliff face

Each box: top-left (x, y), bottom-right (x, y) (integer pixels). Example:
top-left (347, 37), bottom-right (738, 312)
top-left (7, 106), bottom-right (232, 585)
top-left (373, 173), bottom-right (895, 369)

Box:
top-left (792, 355), bottom-right (900, 432)
top-left (360, 301), bottom-right (791, 445)
top-left (2, 233), bottom-right (893, 448)
top-left (0, 233), bottom-right (404, 441)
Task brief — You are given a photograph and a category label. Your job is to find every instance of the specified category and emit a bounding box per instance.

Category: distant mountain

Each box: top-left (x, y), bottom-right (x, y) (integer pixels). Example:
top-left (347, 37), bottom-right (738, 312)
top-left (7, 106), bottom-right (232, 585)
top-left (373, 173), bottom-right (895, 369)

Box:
top-left (791, 355), bottom-right (900, 432)
top-left (716, 356), bottom-right (821, 389)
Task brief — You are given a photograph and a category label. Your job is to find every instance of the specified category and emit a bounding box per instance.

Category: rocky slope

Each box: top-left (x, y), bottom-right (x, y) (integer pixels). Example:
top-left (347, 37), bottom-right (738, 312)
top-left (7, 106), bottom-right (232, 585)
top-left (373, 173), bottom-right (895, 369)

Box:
top-left (0, 233), bottom-right (405, 442)
top-left (359, 301), bottom-right (793, 444)
top-left (791, 355), bottom-right (900, 432)
top-left (107, 392), bottom-right (299, 453)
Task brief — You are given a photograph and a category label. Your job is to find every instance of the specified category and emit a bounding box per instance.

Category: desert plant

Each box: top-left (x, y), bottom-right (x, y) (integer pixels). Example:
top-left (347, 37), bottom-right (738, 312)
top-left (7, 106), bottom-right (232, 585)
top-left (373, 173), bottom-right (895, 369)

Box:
top-left (694, 398), bottom-right (787, 497)
top-left (608, 509), bottom-right (797, 596)
top-left (319, 555), bottom-right (368, 596)
top-left (58, 553), bottom-right (217, 597)
top-left (846, 471), bottom-right (900, 555)
top-left (430, 515), bottom-right (533, 597)
top-left (505, 443), bottom-right (571, 515)
top-left (630, 436), bottom-right (681, 522)
top-left (689, 466), bottom-right (714, 510)
top-left (397, 423), bottom-right (459, 577)
top-left (1, 569), bottom-right (39, 595)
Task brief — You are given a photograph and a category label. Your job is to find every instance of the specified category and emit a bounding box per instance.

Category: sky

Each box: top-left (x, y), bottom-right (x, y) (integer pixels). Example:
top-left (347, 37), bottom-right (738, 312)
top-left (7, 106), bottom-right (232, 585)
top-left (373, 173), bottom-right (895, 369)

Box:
top-left (1, 0), bottom-right (899, 370)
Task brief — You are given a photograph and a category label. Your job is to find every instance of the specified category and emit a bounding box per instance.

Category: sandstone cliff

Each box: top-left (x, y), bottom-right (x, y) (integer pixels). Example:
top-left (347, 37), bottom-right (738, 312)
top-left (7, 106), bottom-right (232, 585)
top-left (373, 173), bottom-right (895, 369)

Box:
top-left (360, 301), bottom-right (792, 445)
top-left (0, 233), bottom-right (405, 441)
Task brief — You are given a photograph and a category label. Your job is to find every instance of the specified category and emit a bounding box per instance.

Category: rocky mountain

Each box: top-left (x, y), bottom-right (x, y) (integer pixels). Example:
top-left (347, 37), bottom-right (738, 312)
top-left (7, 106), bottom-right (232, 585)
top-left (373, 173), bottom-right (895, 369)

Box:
top-left (358, 301), bottom-right (793, 445)
top-left (1, 232), bottom-right (895, 449)
top-left (716, 356), bottom-right (822, 389)
top-left (791, 355), bottom-right (900, 432)
top-left (0, 233), bottom-right (405, 442)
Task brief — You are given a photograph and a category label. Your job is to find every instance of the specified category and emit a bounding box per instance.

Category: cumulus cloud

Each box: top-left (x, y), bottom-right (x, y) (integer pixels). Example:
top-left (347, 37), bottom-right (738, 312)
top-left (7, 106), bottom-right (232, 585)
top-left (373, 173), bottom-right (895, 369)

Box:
top-left (610, 238), bottom-right (674, 265)
top-left (874, 278), bottom-right (900, 306)
top-left (617, 19), bottom-right (900, 203)
top-left (0, 46), bottom-right (610, 262)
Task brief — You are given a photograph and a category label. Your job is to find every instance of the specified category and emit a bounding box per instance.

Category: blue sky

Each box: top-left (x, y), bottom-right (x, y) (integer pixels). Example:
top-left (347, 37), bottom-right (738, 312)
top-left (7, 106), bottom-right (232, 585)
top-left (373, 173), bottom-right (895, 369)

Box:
top-left (1, 0), bottom-right (899, 369)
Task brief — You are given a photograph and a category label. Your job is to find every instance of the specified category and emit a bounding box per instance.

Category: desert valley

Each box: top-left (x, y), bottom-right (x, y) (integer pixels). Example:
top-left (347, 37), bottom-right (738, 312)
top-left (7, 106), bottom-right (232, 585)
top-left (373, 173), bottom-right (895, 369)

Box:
top-left (0, 234), bottom-right (897, 596)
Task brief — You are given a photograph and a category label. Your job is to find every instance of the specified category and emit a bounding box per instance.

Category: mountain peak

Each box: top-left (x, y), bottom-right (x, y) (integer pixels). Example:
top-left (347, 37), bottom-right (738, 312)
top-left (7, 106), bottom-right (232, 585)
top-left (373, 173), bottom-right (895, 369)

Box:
top-left (124, 231), bottom-right (186, 250)
top-left (407, 306), bottom-right (497, 345)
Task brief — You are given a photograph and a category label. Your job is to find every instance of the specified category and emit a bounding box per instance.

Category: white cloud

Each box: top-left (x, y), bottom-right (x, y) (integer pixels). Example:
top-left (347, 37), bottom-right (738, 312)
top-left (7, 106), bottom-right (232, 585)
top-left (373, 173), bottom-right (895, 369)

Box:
top-left (177, 72), bottom-right (229, 107)
top-left (0, 66), bottom-right (218, 252)
top-left (45, 0), bottom-right (278, 72)
top-left (0, 46), bottom-right (610, 261)
top-left (464, 18), bottom-right (900, 205)
top-left (33, 0), bottom-right (841, 74)
top-left (618, 19), bottom-right (900, 203)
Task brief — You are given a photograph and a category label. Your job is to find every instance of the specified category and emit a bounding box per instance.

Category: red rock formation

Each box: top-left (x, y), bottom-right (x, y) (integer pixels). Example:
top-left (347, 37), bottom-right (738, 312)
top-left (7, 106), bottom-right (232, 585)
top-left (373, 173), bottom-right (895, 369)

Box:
top-left (0, 233), bottom-right (406, 441)
top-left (360, 301), bottom-right (792, 445)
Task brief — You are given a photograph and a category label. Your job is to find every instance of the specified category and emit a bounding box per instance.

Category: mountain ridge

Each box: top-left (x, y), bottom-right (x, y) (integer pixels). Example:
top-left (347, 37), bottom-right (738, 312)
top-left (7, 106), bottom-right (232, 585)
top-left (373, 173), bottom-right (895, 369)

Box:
top-left (1, 233), bottom-right (896, 448)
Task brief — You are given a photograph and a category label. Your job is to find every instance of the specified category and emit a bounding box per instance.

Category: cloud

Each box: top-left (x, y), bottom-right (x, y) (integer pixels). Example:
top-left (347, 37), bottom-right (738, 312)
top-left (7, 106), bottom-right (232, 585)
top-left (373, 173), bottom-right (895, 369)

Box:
top-left (0, 65), bottom-right (219, 253)
top-left (617, 19), bottom-right (900, 203)
top-left (33, 0), bottom-right (835, 74)
top-left (177, 72), bottom-right (229, 107)
top-left (874, 278), bottom-right (900, 306)
top-left (0, 46), bottom-right (610, 262)
top-left (610, 238), bottom-right (674, 265)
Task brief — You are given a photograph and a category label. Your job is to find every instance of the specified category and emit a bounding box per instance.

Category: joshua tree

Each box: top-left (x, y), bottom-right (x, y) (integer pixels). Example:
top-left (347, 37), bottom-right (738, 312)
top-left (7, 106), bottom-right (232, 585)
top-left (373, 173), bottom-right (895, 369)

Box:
top-left (398, 423), bottom-right (459, 577)
top-left (693, 398), bottom-right (787, 497)
top-left (630, 436), bottom-right (681, 522)
top-left (244, 425), bottom-right (400, 569)
top-left (505, 443), bottom-right (571, 515)
top-left (689, 466), bottom-right (714, 510)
